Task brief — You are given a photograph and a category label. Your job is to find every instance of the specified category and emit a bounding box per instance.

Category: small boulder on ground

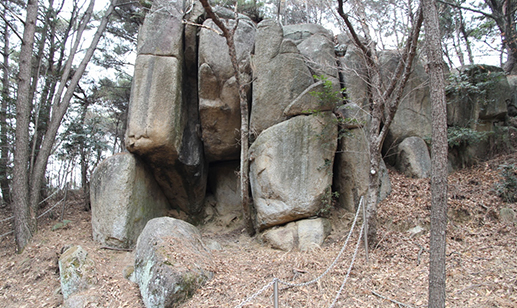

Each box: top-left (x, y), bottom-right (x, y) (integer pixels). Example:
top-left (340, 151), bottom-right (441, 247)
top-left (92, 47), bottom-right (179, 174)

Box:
top-left (396, 136), bottom-right (431, 178)
top-left (59, 245), bottom-right (97, 300)
top-left (134, 217), bottom-right (213, 308)
top-left (261, 218), bottom-right (331, 252)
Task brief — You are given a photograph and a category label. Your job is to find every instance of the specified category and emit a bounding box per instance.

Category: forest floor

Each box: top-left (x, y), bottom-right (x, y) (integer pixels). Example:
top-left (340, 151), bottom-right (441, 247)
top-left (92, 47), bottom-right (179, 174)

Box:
top-left (0, 153), bottom-right (516, 308)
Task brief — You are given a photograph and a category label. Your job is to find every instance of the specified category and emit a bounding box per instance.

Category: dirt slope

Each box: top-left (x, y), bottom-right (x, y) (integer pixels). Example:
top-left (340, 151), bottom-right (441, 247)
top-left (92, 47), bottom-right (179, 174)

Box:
top-left (0, 154), bottom-right (516, 308)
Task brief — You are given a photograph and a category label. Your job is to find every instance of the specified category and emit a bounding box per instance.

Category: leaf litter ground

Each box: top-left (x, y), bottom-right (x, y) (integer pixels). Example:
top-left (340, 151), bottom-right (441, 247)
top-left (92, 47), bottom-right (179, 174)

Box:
top-left (0, 153), bottom-right (516, 307)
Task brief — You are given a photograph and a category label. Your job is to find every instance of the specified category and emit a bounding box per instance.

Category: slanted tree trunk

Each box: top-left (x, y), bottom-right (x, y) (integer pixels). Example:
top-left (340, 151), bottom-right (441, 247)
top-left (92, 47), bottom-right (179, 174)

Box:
top-left (198, 0), bottom-right (254, 235)
top-left (423, 0), bottom-right (449, 306)
top-left (337, 0), bottom-right (424, 246)
top-left (13, 0), bottom-right (39, 252)
top-left (28, 0), bottom-right (115, 216)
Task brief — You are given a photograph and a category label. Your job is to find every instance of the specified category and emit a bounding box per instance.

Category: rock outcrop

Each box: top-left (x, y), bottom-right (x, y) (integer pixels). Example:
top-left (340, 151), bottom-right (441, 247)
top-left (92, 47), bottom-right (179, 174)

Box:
top-left (334, 127), bottom-right (391, 212)
top-left (249, 112), bottom-right (337, 230)
top-left (250, 20), bottom-right (314, 136)
top-left (90, 153), bottom-right (169, 249)
top-left (134, 217), bottom-right (212, 308)
top-left (198, 17), bottom-right (255, 162)
top-left (125, 0), bottom-right (207, 214)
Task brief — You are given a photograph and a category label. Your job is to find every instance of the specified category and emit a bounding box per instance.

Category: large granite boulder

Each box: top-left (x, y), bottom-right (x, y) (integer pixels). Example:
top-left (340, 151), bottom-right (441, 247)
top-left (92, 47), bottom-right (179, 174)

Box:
top-left (382, 51), bottom-right (431, 161)
top-left (134, 217), bottom-right (212, 308)
top-left (90, 153), bottom-right (169, 249)
top-left (249, 112), bottom-right (338, 230)
top-left (198, 17), bottom-right (255, 162)
top-left (284, 24), bottom-right (339, 79)
top-left (59, 246), bottom-right (97, 300)
top-left (250, 20), bottom-right (314, 137)
top-left (396, 136), bottom-right (431, 178)
top-left (334, 128), bottom-right (391, 212)
top-left (261, 217), bottom-right (332, 251)
top-left (337, 34), bottom-right (369, 108)
top-left (447, 65), bottom-right (509, 128)
top-left (126, 0), bottom-right (207, 214)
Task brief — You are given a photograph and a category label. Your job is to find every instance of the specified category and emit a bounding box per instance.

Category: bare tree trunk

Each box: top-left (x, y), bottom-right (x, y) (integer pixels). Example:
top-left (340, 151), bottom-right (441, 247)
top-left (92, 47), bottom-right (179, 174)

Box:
top-left (199, 0), bottom-right (254, 235)
top-left (337, 0), bottom-right (423, 246)
top-left (1, 5), bottom-right (11, 204)
top-left (28, 0), bottom-right (115, 215)
top-left (13, 0), bottom-right (39, 252)
top-left (423, 0), bottom-right (449, 306)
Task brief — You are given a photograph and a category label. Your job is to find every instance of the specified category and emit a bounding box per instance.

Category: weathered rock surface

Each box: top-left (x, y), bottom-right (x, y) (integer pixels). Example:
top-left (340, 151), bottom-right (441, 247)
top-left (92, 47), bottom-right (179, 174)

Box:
top-left (382, 51), bottom-right (431, 160)
top-left (207, 161), bottom-right (241, 218)
top-left (251, 20), bottom-right (314, 136)
top-left (126, 0), bottom-right (207, 213)
top-left (396, 136), bottom-right (431, 178)
top-left (334, 128), bottom-right (391, 212)
top-left (90, 153), bottom-right (169, 249)
top-left (199, 18), bottom-right (255, 162)
top-left (447, 65), bottom-right (509, 128)
top-left (283, 80), bottom-right (338, 117)
top-left (284, 24), bottom-right (338, 79)
top-left (249, 112), bottom-right (337, 230)
top-left (334, 103), bottom-right (369, 129)
top-left (137, 0), bottom-right (185, 56)
top-left (261, 218), bottom-right (331, 251)
top-left (59, 246), bottom-right (97, 300)
top-left (134, 217), bottom-right (212, 308)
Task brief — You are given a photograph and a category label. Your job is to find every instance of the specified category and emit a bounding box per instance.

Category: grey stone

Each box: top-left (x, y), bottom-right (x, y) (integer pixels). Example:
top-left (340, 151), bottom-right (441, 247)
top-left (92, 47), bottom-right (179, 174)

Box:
top-left (448, 65), bottom-right (509, 127)
top-left (283, 79), bottom-right (341, 117)
top-left (283, 24), bottom-right (333, 44)
top-left (261, 218), bottom-right (332, 252)
top-left (500, 208), bottom-right (516, 223)
top-left (126, 55), bottom-right (207, 214)
top-left (134, 217), bottom-right (212, 308)
top-left (198, 18), bottom-right (255, 162)
top-left (335, 103), bottom-right (369, 129)
top-left (297, 33), bottom-right (338, 78)
top-left (251, 20), bottom-right (314, 136)
top-left (262, 222), bottom-right (298, 251)
top-left (297, 218), bottom-right (332, 251)
top-left (334, 128), bottom-right (391, 211)
top-left (208, 161), bottom-right (241, 217)
top-left (249, 113), bottom-right (337, 230)
top-left (137, 0), bottom-right (185, 57)
top-left (396, 136), bottom-right (431, 178)
top-left (91, 153), bottom-right (169, 249)
top-left (59, 246), bottom-right (97, 300)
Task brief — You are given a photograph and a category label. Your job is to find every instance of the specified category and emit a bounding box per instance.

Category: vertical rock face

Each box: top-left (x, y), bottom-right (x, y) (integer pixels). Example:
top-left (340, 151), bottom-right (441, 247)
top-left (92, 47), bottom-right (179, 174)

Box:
top-left (447, 65), bottom-right (509, 128)
top-left (126, 0), bottom-right (207, 214)
top-left (334, 128), bottom-right (391, 212)
top-left (250, 20), bottom-right (314, 136)
top-left (198, 17), bottom-right (255, 162)
top-left (249, 112), bottom-right (338, 230)
top-left (90, 153), bottom-right (169, 249)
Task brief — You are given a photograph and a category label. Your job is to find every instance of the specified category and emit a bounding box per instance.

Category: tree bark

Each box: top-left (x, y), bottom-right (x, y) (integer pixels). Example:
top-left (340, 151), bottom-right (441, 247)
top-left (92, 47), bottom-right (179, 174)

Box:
top-left (13, 0), bottom-right (39, 252)
top-left (199, 0), bottom-right (254, 235)
top-left (423, 0), bottom-right (449, 306)
top-left (28, 0), bottom-right (115, 215)
top-left (1, 5), bottom-right (11, 205)
top-left (337, 0), bottom-right (423, 246)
